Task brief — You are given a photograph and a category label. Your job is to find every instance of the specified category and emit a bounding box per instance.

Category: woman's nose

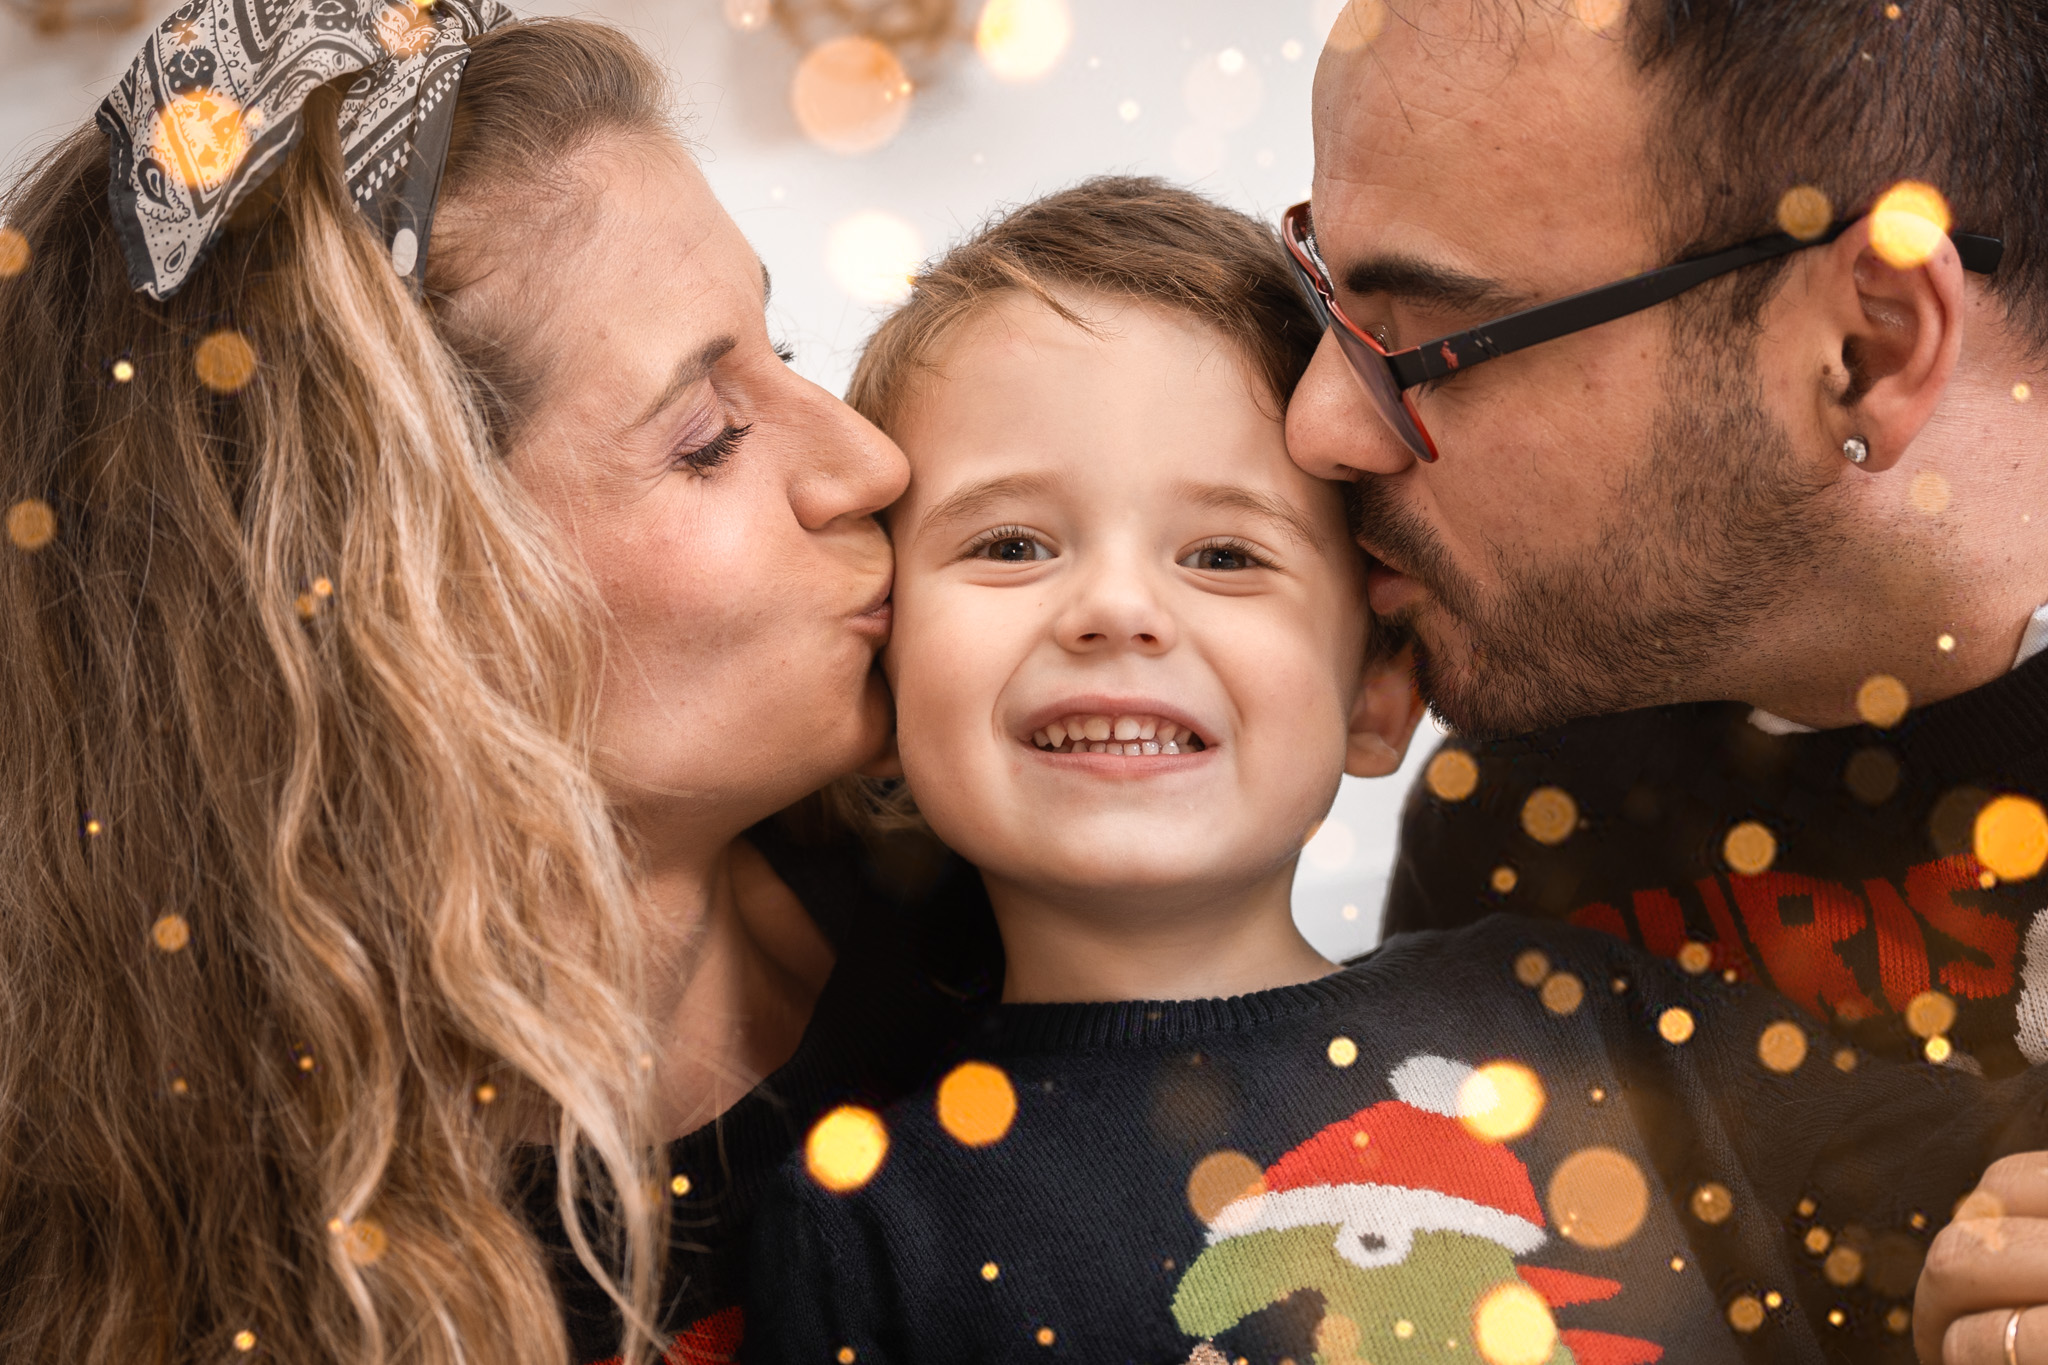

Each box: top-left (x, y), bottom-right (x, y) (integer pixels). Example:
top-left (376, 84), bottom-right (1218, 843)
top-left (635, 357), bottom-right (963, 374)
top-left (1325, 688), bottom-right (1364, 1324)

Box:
top-left (1286, 331), bottom-right (1419, 482)
top-left (788, 375), bottom-right (911, 531)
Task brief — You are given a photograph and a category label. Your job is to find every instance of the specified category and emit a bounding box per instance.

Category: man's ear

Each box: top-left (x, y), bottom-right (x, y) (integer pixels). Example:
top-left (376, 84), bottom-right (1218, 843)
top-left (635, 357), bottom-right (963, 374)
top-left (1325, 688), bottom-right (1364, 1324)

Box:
top-left (1810, 212), bottom-right (1968, 473)
top-left (1346, 643), bottom-right (1427, 778)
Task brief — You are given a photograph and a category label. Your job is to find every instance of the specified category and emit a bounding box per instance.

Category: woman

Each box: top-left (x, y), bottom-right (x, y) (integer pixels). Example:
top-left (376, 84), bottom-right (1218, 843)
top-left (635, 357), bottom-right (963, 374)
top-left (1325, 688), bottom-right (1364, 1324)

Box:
top-left (0, 10), bottom-right (991, 1365)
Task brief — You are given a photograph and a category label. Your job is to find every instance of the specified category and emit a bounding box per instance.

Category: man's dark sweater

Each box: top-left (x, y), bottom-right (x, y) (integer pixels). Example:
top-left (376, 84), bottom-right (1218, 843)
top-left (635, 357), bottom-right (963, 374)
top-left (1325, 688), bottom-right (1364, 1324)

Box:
top-left (748, 916), bottom-right (2048, 1365)
top-left (1386, 653), bottom-right (2048, 1077)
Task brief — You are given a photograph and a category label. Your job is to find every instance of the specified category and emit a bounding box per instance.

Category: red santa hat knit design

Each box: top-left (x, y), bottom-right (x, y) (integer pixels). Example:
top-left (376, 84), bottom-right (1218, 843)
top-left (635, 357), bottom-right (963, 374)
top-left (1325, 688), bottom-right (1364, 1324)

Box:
top-left (1205, 1055), bottom-right (1546, 1269)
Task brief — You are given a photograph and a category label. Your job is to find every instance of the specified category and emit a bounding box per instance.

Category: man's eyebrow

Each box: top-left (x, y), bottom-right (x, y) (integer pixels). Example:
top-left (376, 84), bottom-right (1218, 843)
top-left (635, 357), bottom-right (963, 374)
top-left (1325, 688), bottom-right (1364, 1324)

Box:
top-left (1340, 254), bottom-right (1533, 318)
top-left (631, 335), bottom-right (738, 430)
top-left (1178, 481), bottom-right (1325, 551)
top-left (916, 473), bottom-right (1057, 539)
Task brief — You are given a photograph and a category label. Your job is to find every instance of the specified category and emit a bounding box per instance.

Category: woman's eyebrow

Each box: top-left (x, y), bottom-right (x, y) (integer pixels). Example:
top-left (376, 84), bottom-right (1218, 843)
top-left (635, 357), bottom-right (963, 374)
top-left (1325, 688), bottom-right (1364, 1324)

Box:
top-left (630, 335), bottom-right (739, 430)
top-left (916, 472), bottom-right (1057, 539)
top-left (1177, 481), bottom-right (1324, 551)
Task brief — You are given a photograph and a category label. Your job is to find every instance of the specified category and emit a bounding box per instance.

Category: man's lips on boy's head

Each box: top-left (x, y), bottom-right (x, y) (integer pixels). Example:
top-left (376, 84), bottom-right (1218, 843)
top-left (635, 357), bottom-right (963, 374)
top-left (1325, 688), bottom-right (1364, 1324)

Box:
top-left (1016, 698), bottom-right (1212, 758)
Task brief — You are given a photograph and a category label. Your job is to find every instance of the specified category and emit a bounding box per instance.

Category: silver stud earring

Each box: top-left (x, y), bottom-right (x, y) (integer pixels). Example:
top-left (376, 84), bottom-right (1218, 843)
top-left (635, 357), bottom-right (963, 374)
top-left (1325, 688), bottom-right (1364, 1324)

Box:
top-left (1842, 436), bottom-right (1870, 465)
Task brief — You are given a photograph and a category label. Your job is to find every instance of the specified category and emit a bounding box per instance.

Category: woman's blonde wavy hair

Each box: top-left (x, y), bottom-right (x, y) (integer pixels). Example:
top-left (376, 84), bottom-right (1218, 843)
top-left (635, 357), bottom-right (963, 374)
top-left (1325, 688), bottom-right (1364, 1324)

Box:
top-left (0, 21), bottom-right (676, 1365)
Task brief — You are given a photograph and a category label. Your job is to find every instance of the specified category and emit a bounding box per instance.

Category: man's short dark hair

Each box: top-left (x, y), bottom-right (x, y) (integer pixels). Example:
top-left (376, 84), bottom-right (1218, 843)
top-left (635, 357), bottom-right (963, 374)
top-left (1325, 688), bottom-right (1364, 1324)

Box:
top-left (1630, 0), bottom-right (2046, 352)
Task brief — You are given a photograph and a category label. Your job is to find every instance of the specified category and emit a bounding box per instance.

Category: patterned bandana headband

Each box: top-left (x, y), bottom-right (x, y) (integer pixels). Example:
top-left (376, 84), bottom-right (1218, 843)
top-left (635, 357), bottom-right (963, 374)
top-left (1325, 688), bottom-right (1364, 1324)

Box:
top-left (97, 0), bottom-right (511, 301)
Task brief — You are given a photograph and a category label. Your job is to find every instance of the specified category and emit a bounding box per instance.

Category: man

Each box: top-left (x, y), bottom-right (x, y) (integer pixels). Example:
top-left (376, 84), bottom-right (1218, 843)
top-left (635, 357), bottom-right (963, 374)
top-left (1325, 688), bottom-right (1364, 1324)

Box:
top-left (1283, 2), bottom-right (2048, 1361)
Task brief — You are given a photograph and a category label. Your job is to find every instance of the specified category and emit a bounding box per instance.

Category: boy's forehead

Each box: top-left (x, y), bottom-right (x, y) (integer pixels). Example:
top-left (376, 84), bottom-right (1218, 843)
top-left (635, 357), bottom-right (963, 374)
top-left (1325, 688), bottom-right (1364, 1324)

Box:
top-left (890, 291), bottom-right (1340, 536)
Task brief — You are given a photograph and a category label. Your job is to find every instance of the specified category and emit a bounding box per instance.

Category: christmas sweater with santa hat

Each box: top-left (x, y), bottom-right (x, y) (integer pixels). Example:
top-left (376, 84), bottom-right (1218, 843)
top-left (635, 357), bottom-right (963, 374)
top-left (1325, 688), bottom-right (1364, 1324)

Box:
top-left (748, 915), bottom-right (2048, 1365)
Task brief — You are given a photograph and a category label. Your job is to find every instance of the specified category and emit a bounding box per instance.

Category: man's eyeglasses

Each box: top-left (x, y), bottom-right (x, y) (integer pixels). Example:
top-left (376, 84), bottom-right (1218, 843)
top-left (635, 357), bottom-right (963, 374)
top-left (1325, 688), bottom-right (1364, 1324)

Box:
top-left (1280, 199), bottom-right (2004, 464)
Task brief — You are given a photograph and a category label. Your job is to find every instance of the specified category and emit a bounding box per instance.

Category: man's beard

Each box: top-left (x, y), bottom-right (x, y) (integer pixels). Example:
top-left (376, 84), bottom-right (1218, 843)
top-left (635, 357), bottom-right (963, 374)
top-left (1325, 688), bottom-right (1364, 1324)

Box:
top-left (1349, 332), bottom-right (1846, 741)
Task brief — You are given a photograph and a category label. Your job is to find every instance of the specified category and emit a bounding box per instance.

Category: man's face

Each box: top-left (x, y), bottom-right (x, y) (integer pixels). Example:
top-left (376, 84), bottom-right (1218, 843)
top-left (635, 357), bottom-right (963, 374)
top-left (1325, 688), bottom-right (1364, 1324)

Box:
top-left (1290, 2), bottom-right (1842, 738)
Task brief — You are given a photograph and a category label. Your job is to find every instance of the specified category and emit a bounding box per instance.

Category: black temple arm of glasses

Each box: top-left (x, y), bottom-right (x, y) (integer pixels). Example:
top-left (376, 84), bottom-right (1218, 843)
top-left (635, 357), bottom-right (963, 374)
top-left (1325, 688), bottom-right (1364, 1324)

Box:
top-left (1392, 223), bottom-right (2006, 388)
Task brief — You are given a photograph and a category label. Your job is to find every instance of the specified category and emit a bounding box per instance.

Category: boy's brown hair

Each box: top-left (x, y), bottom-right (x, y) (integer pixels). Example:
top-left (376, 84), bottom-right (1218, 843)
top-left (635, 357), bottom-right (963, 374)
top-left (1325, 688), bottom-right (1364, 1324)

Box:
top-left (845, 175), bottom-right (1323, 431)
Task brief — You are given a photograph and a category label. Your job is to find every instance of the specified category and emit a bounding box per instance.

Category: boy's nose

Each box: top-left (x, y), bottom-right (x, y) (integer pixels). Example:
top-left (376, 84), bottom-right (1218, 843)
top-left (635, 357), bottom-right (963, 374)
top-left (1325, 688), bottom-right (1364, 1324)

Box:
top-left (1055, 570), bottom-right (1176, 656)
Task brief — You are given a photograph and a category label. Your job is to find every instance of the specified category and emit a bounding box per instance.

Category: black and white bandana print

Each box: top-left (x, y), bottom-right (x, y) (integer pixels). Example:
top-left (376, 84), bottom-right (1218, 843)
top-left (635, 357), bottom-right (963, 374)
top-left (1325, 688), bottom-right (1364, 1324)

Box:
top-left (97, 0), bottom-right (510, 300)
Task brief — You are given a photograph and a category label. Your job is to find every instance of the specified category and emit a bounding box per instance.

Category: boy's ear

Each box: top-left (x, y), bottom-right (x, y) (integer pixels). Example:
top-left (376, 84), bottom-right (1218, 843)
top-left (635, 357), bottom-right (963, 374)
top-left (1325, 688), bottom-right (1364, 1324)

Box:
top-left (1345, 644), bottom-right (1427, 779)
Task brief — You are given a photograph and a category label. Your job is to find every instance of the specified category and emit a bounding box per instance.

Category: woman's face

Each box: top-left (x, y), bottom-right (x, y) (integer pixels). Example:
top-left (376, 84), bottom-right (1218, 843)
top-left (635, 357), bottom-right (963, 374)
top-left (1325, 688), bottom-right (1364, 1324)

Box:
top-left (453, 137), bottom-right (904, 852)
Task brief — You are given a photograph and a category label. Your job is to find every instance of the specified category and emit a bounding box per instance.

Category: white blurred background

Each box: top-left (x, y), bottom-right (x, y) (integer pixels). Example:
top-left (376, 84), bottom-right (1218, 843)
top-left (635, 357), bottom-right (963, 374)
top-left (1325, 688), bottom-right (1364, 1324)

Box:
top-left (1, 0), bottom-right (1445, 958)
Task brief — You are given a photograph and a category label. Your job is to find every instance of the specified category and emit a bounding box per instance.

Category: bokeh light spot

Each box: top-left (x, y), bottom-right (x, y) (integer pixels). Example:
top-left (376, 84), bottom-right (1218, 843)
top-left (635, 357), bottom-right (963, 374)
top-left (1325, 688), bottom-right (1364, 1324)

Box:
top-left (1974, 795), bottom-right (2048, 881)
top-left (152, 913), bottom-right (191, 953)
top-left (1904, 990), bottom-right (1957, 1040)
top-left (110, 358), bottom-right (136, 383)
top-left (1937, 632), bottom-right (1956, 653)
top-left (1426, 749), bottom-right (1480, 801)
top-left (1691, 1182), bottom-right (1733, 1225)
top-left (981, 1260), bottom-right (999, 1281)
top-left (151, 91), bottom-right (251, 191)
top-left (1776, 185), bottom-right (1832, 240)
top-left (1323, 0), bottom-right (1388, 52)
top-left (670, 1173), bottom-right (691, 1196)
top-left (1472, 1279), bottom-right (1558, 1365)
top-left (1887, 1306), bottom-right (1912, 1334)
top-left (1548, 1146), bottom-right (1650, 1248)
top-left (1834, 1047), bottom-right (1858, 1072)
top-left (1674, 942), bottom-right (1711, 975)
top-left (1924, 1035), bottom-right (1953, 1063)
top-left (1758, 1020), bottom-right (1808, 1073)
top-left (1520, 786), bottom-right (1578, 845)
top-left (1870, 181), bottom-right (1953, 270)
top-left (7, 498), bottom-right (57, 551)
top-left (827, 211), bottom-right (924, 306)
top-left (2017, 382), bottom-right (2033, 402)
top-left (1658, 1007), bottom-right (1695, 1044)
top-left (837, 1349), bottom-right (855, 1365)
top-left (1805, 1226), bottom-right (1832, 1253)
top-left (1327, 1035), bottom-right (1359, 1068)
top-left (1824, 1245), bottom-right (1865, 1286)
top-left (1187, 1149), bottom-right (1266, 1223)
top-left (792, 38), bottom-right (914, 156)
top-left (1727, 1296), bottom-right (1764, 1332)
top-left (976, 0), bottom-right (1071, 82)
top-left (474, 1082), bottom-right (496, 1104)
top-left (1909, 470), bottom-right (1952, 514)
top-left (1513, 949), bottom-right (1550, 988)
top-left (194, 330), bottom-right (259, 393)
top-left (1723, 820), bottom-right (1777, 876)
top-left (1571, 0), bottom-right (1628, 31)
top-left (937, 1060), bottom-right (1017, 1147)
top-left (342, 1217), bottom-right (387, 1266)
top-left (1459, 1061), bottom-right (1545, 1142)
top-left (1491, 866), bottom-right (1518, 894)
top-left (1856, 674), bottom-right (1911, 728)
top-left (1118, 97), bottom-right (1141, 122)
top-left (1540, 972), bottom-right (1584, 1015)
top-left (233, 1330), bottom-right (257, 1352)
top-left (0, 226), bottom-right (28, 278)
top-left (1035, 1326), bottom-right (1055, 1346)
top-left (806, 1105), bottom-right (888, 1193)
top-left (1845, 747), bottom-right (1901, 805)
top-left (1185, 47), bottom-right (1265, 132)
top-left (723, 0), bottom-right (769, 30)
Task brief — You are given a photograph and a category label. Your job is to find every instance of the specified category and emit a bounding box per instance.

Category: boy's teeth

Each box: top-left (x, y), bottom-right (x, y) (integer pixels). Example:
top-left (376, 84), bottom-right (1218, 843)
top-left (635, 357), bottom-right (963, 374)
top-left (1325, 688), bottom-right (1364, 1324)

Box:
top-left (1029, 714), bottom-right (1207, 755)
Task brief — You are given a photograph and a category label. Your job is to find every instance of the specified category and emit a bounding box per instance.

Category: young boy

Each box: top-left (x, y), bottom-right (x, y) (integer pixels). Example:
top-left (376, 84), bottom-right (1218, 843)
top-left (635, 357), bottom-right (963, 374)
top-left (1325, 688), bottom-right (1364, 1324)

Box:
top-left (748, 179), bottom-right (2047, 1364)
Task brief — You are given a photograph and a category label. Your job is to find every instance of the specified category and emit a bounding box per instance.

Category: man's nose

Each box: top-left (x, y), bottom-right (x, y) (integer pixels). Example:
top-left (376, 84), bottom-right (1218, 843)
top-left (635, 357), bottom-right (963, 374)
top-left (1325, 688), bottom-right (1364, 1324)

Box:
top-left (1287, 331), bottom-right (1419, 481)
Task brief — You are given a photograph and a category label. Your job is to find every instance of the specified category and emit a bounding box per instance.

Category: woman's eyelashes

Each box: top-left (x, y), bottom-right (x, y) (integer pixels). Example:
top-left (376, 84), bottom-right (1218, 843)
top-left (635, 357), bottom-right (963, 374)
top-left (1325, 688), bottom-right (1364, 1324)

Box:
top-left (965, 526), bottom-right (1055, 562)
top-left (773, 340), bottom-right (796, 364)
top-left (672, 421), bottom-right (753, 475)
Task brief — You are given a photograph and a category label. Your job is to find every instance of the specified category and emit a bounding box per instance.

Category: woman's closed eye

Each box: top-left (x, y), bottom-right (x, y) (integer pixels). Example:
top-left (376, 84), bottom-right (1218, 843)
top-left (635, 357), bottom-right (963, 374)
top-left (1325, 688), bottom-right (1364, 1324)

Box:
top-left (964, 526), bottom-right (1056, 562)
top-left (672, 421), bottom-right (752, 475)
top-left (1178, 538), bottom-right (1270, 572)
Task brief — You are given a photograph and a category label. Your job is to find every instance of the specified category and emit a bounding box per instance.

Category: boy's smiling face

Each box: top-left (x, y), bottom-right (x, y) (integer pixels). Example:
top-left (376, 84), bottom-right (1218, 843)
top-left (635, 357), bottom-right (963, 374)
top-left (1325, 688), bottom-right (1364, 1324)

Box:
top-left (886, 290), bottom-right (1375, 903)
